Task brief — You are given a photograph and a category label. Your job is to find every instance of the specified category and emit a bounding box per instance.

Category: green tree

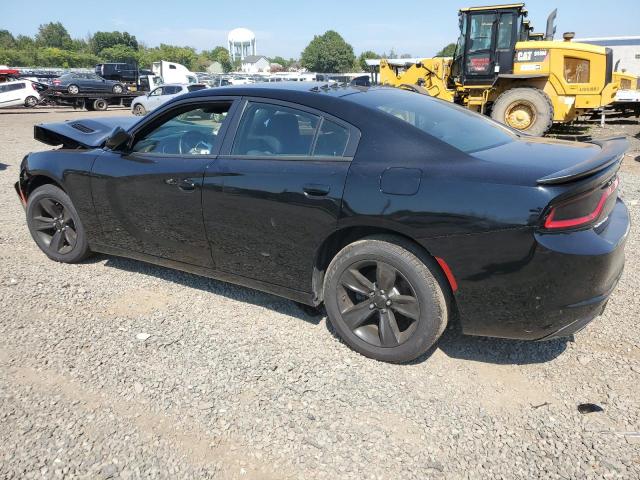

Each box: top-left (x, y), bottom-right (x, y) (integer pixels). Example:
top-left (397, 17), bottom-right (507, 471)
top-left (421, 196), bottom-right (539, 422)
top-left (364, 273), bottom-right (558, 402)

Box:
top-left (209, 46), bottom-right (232, 72)
top-left (15, 35), bottom-right (36, 50)
top-left (138, 44), bottom-right (198, 70)
top-left (358, 50), bottom-right (380, 71)
top-left (435, 43), bottom-right (456, 57)
top-left (91, 31), bottom-right (139, 55)
top-left (99, 45), bottom-right (139, 63)
top-left (0, 30), bottom-right (16, 49)
top-left (35, 22), bottom-right (72, 49)
top-left (269, 56), bottom-right (289, 68)
top-left (300, 31), bottom-right (356, 73)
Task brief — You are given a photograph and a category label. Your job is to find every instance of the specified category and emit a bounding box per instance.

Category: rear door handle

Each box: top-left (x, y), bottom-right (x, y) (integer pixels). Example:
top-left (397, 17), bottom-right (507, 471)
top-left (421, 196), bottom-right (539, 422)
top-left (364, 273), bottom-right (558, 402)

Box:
top-left (164, 177), bottom-right (196, 192)
top-left (303, 184), bottom-right (330, 197)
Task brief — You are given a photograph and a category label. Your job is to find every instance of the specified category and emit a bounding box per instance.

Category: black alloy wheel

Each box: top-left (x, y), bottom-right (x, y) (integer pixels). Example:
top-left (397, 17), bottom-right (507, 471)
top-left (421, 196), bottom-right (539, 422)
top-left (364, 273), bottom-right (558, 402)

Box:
top-left (337, 260), bottom-right (420, 347)
top-left (26, 184), bottom-right (90, 263)
top-left (324, 236), bottom-right (448, 363)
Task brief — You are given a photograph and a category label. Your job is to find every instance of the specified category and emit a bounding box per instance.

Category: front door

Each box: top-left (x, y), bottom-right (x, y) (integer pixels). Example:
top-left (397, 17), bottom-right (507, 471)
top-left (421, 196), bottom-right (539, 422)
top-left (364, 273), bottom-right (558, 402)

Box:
top-left (91, 99), bottom-right (236, 267)
top-left (202, 99), bottom-right (359, 291)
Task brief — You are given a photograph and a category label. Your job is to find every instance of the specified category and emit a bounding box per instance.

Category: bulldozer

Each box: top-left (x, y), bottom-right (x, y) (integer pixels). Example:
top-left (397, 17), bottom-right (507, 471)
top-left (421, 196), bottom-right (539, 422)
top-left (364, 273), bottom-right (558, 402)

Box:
top-left (378, 3), bottom-right (618, 135)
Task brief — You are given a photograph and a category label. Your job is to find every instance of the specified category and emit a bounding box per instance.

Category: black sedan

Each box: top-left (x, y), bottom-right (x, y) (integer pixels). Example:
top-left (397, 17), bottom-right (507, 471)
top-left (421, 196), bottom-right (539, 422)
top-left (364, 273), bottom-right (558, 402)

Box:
top-left (51, 72), bottom-right (126, 95)
top-left (15, 83), bottom-right (629, 363)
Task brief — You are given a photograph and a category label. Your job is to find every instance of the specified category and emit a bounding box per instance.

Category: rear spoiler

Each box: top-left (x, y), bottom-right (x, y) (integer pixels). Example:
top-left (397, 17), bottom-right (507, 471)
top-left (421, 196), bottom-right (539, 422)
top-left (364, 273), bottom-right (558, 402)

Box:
top-left (537, 136), bottom-right (628, 185)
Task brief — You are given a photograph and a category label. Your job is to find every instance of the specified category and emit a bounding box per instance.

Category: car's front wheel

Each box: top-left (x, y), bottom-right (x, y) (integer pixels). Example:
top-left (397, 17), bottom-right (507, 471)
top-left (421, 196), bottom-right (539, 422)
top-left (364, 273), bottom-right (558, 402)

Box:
top-left (26, 184), bottom-right (91, 263)
top-left (132, 103), bottom-right (146, 116)
top-left (323, 236), bottom-right (448, 363)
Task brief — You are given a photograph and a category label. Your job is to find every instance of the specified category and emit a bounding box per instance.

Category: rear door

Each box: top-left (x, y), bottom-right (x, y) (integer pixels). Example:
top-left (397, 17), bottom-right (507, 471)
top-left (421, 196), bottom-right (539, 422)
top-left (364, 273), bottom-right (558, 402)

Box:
top-left (202, 98), bottom-right (359, 290)
top-left (0, 83), bottom-right (25, 107)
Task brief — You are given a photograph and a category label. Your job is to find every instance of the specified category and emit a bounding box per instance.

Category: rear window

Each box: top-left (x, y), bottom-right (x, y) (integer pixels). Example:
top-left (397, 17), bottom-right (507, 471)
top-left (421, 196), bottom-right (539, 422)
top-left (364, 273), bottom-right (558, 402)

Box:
top-left (348, 89), bottom-right (516, 153)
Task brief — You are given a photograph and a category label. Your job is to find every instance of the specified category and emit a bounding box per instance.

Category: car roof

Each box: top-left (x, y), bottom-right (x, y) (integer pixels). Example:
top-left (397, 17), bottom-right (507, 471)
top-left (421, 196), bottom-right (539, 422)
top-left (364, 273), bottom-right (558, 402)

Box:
top-left (186, 81), bottom-right (369, 100)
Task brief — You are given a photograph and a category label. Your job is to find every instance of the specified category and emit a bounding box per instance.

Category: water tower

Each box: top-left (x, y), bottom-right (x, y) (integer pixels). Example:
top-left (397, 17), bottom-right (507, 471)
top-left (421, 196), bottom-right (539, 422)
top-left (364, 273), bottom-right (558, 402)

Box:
top-left (228, 28), bottom-right (256, 62)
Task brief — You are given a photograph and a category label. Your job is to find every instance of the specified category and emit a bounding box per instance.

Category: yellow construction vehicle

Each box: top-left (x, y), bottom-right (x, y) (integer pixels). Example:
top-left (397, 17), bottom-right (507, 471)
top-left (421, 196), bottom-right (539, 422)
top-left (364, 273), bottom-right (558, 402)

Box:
top-left (379, 4), bottom-right (618, 135)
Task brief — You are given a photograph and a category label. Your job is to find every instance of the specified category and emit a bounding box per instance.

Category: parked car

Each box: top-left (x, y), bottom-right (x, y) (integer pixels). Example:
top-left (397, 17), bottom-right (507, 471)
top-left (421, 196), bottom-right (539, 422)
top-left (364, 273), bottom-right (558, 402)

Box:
top-left (95, 63), bottom-right (138, 83)
top-left (51, 73), bottom-right (126, 95)
top-left (131, 83), bottom-right (208, 115)
top-left (15, 83), bottom-right (629, 363)
top-left (0, 80), bottom-right (41, 108)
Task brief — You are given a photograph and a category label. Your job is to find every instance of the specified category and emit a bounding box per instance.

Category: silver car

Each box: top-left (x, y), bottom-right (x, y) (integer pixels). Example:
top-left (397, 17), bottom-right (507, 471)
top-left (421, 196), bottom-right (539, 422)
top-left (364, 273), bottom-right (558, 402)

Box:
top-left (131, 84), bottom-right (208, 115)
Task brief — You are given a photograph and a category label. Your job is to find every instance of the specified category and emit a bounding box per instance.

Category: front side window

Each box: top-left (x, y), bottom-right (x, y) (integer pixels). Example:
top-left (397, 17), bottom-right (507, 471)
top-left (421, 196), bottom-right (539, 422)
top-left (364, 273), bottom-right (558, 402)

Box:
top-left (564, 57), bottom-right (590, 83)
top-left (132, 102), bottom-right (231, 155)
top-left (496, 14), bottom-right (514, 49)
top-left (232, 102), bottom-right (319, 156)
top-left (149, 87), bottom-right (163, 96)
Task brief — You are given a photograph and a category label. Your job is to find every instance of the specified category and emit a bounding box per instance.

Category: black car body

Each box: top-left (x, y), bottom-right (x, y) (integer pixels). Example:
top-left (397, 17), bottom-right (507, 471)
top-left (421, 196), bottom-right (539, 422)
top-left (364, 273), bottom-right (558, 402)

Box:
top-left (15, 83), bottom-right (629, 362)
top-left (51, 72), bottom-right (126, 95)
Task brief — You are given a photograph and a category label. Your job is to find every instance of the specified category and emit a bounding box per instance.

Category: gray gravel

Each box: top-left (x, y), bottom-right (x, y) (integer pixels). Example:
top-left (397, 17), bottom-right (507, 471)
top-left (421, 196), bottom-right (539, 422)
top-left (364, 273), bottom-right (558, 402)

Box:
top-left (1, 106), bottom-right (639, 479)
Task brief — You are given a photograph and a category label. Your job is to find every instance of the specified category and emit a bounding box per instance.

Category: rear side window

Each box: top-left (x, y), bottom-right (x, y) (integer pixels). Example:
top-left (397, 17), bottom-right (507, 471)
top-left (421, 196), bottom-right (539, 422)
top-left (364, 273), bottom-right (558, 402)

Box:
top-left (6, 83), bottom-right (25, 91)
top-left (232, 102), bottom-right (319, 156)
top-left (348, 89), bottom-right (515, 153)
top-left (313, 119), bottom-right (350, 157)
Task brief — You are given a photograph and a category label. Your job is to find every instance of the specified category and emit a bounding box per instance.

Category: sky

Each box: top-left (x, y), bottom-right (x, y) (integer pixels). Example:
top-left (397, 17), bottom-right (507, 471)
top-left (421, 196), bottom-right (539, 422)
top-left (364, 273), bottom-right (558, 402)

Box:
top-left (1, 0), bottom-right (638, 58)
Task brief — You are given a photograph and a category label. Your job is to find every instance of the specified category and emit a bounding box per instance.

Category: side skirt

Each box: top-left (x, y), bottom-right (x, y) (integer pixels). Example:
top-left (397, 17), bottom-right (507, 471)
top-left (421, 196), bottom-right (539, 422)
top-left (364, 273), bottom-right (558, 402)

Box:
top-left (91, 244), bottom-right (316, 306)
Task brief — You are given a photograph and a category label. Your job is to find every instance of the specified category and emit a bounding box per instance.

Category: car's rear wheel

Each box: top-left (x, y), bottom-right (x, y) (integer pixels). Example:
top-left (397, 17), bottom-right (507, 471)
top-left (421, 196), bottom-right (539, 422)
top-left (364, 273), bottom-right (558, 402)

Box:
top-left (24, 96), bottom-right (38, 108)
top-left (324, 235), bottom-right (448, 363)
top-left (112, 84), bottom-right (123, 94)
top-left (67, 84), bottom-right (80, 95)
top-left (133, 103), bottom-right (146, 116)
top-left (26, 184), bottom-right (91, 263)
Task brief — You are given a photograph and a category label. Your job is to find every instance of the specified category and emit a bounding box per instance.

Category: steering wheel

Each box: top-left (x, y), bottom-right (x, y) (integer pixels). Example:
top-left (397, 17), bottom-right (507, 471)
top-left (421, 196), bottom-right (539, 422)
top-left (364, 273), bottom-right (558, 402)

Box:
top-left (179, 131), bottom-right (210, 154)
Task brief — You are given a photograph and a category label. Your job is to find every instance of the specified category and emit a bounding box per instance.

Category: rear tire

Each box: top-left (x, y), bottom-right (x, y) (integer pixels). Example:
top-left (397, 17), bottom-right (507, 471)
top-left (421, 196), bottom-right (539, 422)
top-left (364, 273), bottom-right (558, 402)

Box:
top-left (26, 184), bottom-right (91, 263)
top-left (93, 98), bottom-right (108, 111)
top-left (323, 235), bottom-right (448, 363)
top-left (67, 84), bottom-right (80, 95)
top-left (24, 96), bottom-right (38, 108)
top-left (112, 84), bottom-right (123, 94)
top-left (491, 87), bottom-right (553, 136)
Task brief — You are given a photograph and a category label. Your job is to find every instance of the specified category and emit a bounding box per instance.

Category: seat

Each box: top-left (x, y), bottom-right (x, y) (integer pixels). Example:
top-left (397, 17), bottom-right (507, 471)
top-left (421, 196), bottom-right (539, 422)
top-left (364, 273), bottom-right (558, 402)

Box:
top-left (266, 113), bottom-right (305, 154)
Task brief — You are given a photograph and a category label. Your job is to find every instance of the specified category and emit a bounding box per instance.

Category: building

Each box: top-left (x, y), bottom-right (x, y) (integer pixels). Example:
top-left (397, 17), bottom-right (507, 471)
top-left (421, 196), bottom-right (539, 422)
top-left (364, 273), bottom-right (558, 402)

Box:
top-left (228, 28), bottom-right (256, 62)
top-left (241, 55), bottom-right (270, 74)
top-left (577, 36), bottom-right (640, 76)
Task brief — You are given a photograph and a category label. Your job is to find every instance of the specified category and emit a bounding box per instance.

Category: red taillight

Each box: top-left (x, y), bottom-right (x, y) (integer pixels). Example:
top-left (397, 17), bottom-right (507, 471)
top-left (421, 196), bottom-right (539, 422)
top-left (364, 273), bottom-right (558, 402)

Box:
top-left (31, 83), bottom-right (37, 90)
top-left (544, 177), bottom-right (619, 230)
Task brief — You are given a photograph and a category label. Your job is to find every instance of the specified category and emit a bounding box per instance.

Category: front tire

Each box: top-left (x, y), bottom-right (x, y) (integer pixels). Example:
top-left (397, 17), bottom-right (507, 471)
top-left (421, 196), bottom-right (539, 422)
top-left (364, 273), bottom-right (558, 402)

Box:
top-left (26, 184), bottom-right (91, 263)
top-left (324, 236), bottom-right (448, 363)
top-left (132, 103), bottom-right (146, 116)
top-left (491, 87), bottom-right (553, 136)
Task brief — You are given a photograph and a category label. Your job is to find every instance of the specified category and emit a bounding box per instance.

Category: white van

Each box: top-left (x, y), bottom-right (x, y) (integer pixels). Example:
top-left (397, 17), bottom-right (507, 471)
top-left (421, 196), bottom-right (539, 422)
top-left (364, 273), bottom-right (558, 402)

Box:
top-left (0, 80), bottom-right (41, 108)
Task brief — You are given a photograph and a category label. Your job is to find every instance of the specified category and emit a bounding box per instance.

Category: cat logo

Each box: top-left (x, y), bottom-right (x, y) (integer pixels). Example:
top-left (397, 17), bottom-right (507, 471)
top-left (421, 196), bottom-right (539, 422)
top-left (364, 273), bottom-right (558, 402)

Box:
top-left (516, 49), bottom-right (548, 63)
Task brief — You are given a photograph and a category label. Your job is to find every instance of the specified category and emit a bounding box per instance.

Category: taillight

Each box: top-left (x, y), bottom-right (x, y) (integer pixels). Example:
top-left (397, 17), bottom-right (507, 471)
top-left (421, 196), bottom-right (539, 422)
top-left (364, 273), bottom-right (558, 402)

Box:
top-left (544, 177), bottom-right (619, 230)
top-left (31, 83), bottom-right (37, 90)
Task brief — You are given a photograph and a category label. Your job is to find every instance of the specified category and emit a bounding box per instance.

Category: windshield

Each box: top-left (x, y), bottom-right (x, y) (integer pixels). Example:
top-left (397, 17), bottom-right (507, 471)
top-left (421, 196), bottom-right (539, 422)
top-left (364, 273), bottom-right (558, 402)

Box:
top-left (348, 89), bottom-right (516, 153)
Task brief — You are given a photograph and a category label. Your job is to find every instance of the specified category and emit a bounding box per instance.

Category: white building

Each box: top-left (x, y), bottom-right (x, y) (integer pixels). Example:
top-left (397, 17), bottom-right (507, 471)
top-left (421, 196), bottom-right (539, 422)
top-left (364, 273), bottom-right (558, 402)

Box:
top-left (228, 28), bottom-right (256, 62)
top-left (577, 36), bottom-right (640, 76)
top-left (241, 55), bottom-right (270, 73)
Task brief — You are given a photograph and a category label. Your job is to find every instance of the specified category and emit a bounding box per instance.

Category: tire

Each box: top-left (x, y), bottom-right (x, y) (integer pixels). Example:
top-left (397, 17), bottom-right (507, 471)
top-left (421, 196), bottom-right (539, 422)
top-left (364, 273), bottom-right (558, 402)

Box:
top-left (24, 96), bottom-right (38, 108)
top-left (323, 235), bottom-right (448, 363)
top-left (112, 84), bottom-right (123, 94)
top-left (93, 98), bottom-right (108, 111)
top-left (132, 103), bottom-right (146, 116)
top-left (67, 84), bottom-right (80, 95)
top-left (26, 184), bottom-right (91, 263)
top-left (491, 87), bottom-right (553, 136)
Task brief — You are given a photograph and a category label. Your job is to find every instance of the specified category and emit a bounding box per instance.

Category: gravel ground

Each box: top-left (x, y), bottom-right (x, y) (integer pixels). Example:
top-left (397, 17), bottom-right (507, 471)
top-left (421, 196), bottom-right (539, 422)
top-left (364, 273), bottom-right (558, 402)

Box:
top-left (0, 106), bottom-right (639, 479)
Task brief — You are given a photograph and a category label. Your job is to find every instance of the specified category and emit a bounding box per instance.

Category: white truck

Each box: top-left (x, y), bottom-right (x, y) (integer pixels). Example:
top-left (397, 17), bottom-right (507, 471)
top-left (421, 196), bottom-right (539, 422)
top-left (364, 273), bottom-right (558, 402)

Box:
top-left (151, 61), bottom-right (198, 85)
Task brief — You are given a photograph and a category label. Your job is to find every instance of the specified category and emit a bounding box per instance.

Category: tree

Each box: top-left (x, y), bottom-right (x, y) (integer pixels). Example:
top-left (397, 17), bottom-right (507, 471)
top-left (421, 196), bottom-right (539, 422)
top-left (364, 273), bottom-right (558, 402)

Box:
top-left (138, 44), bottom-right (197, 70)
top-left (90, 31), bottom-right (139, 55)
top-left (269, 56), bottom-right (289, 68)
top-left (99, 45), bottom-right (139, 63)
top-left (358, 50), bottom-right (380, 71)
top-left (15, 35), bottom-right (36, 50)
top-left (0, 30), bottom-right (16, 49)
top-left (209, 46), bottom-right (232, 72)
top-left (435, 43), bottom-right (456, 57)
top-left (300, 31), bottom-right (356, 73)
top-left (35, 22), bottom-right (72, 49)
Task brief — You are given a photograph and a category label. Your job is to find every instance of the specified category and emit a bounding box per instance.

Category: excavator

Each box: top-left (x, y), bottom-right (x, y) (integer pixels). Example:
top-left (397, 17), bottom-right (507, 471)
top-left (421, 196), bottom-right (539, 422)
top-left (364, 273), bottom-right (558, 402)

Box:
top-left (378, 3), bottom-right (618, 135)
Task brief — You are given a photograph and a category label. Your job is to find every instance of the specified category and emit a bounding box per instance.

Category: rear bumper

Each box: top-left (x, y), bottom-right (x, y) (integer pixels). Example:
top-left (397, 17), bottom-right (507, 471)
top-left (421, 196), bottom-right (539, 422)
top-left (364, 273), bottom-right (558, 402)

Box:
top-left (450, 198), bottom-right (629, 340)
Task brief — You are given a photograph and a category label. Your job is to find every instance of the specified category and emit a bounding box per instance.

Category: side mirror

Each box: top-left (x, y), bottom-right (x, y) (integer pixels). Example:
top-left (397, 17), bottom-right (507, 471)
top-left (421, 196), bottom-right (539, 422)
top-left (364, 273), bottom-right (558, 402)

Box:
top-left (105, 127), bottom-right (131, 151)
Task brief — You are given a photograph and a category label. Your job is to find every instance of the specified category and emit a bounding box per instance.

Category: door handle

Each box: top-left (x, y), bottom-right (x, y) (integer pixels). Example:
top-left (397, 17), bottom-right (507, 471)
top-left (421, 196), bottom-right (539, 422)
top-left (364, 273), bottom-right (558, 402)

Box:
top-left (303, 184), bottom-right (330, 197)
top-left (164, 177), bottom-right (196, 192)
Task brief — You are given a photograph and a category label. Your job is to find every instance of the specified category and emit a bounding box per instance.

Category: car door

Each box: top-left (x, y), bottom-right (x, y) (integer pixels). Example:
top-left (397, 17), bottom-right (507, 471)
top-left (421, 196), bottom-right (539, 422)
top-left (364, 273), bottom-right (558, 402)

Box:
top-left (0, 83), bottom-right (24, 108)
top-left (91, 98), bottom-right (238, 267)
top-left (202, 98), bottom-right (359, 291)
top-left (146, 87), bottom-right (164, 110)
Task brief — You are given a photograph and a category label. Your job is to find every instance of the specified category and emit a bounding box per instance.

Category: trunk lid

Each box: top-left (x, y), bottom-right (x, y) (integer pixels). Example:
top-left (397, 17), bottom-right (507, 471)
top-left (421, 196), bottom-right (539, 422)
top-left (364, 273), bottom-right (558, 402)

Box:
top-left (34, 116), bottom-right (138, 149)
